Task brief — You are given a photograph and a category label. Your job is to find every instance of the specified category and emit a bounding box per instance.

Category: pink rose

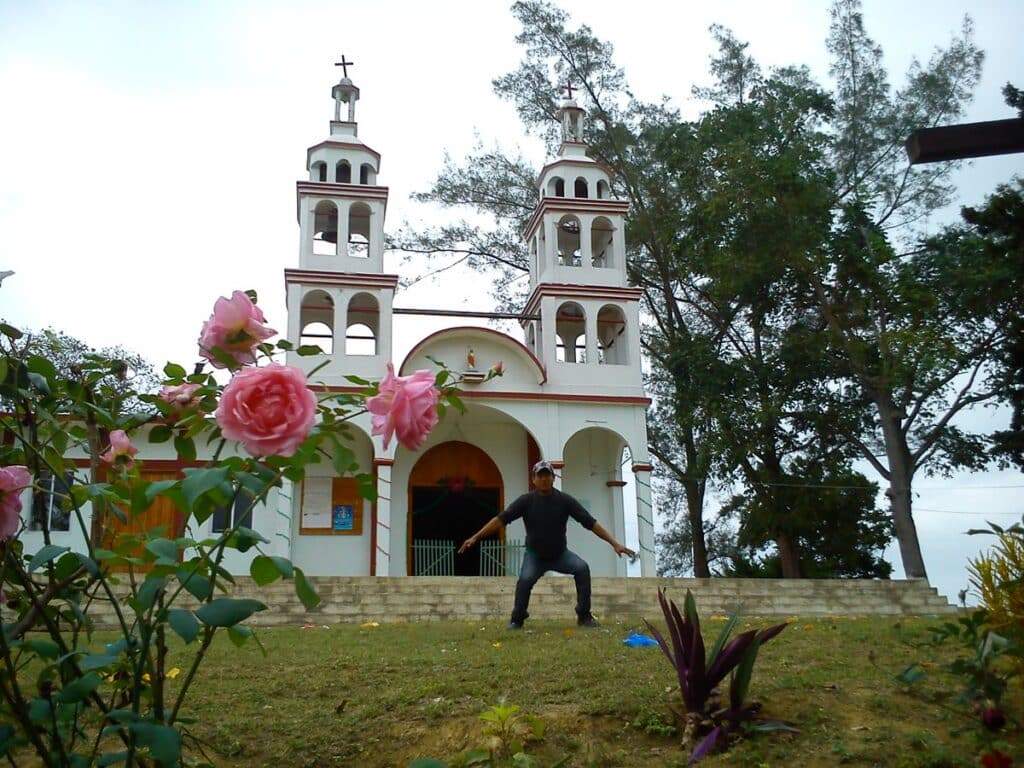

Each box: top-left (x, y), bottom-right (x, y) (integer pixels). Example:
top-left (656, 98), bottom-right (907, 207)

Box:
top-left (100, 430), bottom-right (138, 468)
top-left (198, 291), bottom-right (276, 368)
top-left (367, 363), bottom-right (440, 451)
top-left (0, 465), bottom-right (31, 539)
top-left (215, 363), bottom-right (317, 457)
top-left (159, 382), bottom-right (202, 416)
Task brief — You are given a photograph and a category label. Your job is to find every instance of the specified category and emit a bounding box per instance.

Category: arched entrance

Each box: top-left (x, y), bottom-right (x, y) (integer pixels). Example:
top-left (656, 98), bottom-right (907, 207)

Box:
top-left (407, 440), bottom-right (504, 576)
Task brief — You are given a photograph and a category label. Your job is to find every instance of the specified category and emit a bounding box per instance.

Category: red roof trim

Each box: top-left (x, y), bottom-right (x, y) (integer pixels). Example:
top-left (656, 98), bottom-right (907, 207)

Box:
top-left (522, 283), bottom-right (643, 318)
top-left (313, 384), bottom-right (651, 406)
top-left (306, 140), bottom-right (382, 164)
top-left (522, 197), bottom-right (630, 239)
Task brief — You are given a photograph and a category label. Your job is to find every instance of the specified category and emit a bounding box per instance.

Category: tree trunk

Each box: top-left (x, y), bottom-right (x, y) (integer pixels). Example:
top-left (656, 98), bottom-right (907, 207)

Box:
top-left (878, 403), bottom-right (929, 579)
top-left (776, 533), bottom-right (802, 578)
top-left (684, 479), bottom-right (710, 578)
top-left (682, 433), bottom-right (711, 578)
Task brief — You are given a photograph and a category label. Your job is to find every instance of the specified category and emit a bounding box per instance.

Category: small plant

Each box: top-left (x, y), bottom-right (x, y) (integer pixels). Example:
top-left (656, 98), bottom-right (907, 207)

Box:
top-left (968, 514), bottom-right (1024, 665)
top-left (643, 588), bottom-right (793, 763)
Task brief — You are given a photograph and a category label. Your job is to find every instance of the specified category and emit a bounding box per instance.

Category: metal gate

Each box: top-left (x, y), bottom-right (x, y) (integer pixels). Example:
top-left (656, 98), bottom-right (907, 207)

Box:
top-left (479, 538), bottom-right (526, 577)
top-left (411, 539), bottom-right (455, 576)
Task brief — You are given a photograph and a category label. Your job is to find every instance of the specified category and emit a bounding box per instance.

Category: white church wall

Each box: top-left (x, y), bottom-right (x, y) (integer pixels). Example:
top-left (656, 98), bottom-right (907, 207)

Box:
top-left (289, 424), bottom-right (375, 576)
top-left (389, 407), bottom-right (532, 576)
top-left (401, 330), bottom-right (542, 390)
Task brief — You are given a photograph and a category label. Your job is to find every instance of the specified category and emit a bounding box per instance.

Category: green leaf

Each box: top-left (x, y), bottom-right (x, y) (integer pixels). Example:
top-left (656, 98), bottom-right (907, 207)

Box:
top-left (174, 435), bottom-right (197, 462)
top-left (181, 467), bottom-right (229, 512)
top-left (194, 598), bottom-right (267, 628)
top-left (294, 567), bottom-right (320, 610)
top-left (98, 752), bottom-right (129, 767)
top-left (26, 355), bottom-right (58, 382)
top-left (133, 576), bottom-right (167, 612)
top-left (163, 363), bottom-right (187, 379)
top-left (344, 374), bottom-right (370, 385)
top-left (448, 393), bottom-right (466, 414)
top-left (0, 322), bottom-right (23, 340)
top-left (148, 425), bottom-right (173, 444)
top-left (176, 566), bottom-right (212, 601)
top-left (145, 480), bottom-right (178, 504)
top-left (227, 625), bottom-right (254, 647)
top-left (167, 609), bottom-right (200, 644)
top-left (22, 639), bottom-right (60, 659)
top-left (356, 473), bottom-right (377, 501)
top-left (297, 344), bottom-right (325, 356)
top-left (250, 554), bottom-right (292, 585)
top-left (75, 552), bottom-right (100, 577)
top-left (707, 612), bottom-right (740, 668)
top-left (145, 538), bottom-right (179, 565)
top-left (27, 371), bottom-right (50, 394)
top-left (276, 339), bottom-right (294, 350)
top-left (57, 672), bottom-right (102, 703)
top-left (28, 544), bottom-right (70, 572)
top-left (128, 722), bottom-right (181, 766)
top-left (895, 664), bottom-right (926, 686)
top-left (79, 653), bottom-right (119, 672)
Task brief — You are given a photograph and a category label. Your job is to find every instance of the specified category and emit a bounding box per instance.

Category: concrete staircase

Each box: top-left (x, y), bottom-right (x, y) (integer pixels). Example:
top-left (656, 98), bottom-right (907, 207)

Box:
top-left (82, 577), bottom-right (955, 628)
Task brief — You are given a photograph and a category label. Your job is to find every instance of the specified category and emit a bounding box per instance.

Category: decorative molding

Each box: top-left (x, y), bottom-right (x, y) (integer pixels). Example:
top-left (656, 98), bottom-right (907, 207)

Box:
top-left (548, 460), bottom-right (565, 469)
top-left (284, 269), bottom-right (399, 299)
top-left (522, 196), bottom-right (630, 240)
top-left (306, 140), bottom-right (382, 164)
top-left (373, 458), bottom-right (394, 467)
top-left (522, 283), bottom-right (644, 318)
top-left (606, 480), bottom-right (627, 487)
top-left (314, 384), bottom-right (650, 406)
top-left (631, 463), bottom-right (654, 473)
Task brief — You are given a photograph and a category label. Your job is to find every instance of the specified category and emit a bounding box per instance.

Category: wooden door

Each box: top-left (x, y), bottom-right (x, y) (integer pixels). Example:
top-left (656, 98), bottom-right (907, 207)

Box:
top-left (103, 470), bottom-right (184, 571)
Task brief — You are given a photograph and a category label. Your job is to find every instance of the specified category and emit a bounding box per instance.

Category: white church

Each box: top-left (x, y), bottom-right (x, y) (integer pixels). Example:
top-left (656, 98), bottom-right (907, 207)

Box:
top-left (21, 70), bottom-right (657, 579)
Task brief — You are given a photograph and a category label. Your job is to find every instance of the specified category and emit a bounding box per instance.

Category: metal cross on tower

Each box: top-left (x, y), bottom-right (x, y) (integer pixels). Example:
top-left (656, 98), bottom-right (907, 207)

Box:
top-left (562, 80), bottom-right (576, 100)
top-left (335, 55), bottom-right (355, 78)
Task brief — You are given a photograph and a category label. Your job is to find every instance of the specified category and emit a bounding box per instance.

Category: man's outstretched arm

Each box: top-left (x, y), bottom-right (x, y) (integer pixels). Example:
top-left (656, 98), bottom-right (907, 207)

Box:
top-left (591, 522), bottom-right (636, 559)
top-left (458, 517), bottom-right (504, 554)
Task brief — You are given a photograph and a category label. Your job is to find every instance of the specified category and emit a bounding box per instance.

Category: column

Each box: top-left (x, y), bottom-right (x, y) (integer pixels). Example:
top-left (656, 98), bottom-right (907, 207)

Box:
top-left (612, 221), bottom-right (626, 275)
top-left (633, 463), bottom-right (655, 576)
top-left (550, 460), bottom-right (565, 490)
top-left (378, 289), bottom-right (393, 362)
top-left (373, 459), bottom-right (393, 576)
top-left (607, 478), bottom-right (627, 577)
top-left (337, 201), bottom-right (350, 258)
top-left (584, 302), bottom-right (599, 365)
top-left (300, 198), bottom-right (314, 263)
top-left (286, 283), bottom-right (303, 345)
top-left (580, 214), bottom-right (593, 268)
top-left (273, 479), bottom-right (296, 561)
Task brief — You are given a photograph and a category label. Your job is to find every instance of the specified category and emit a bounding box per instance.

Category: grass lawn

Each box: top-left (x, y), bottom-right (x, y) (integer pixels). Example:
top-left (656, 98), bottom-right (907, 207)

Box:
top-left (143, 614), bottom-right (1019, 767)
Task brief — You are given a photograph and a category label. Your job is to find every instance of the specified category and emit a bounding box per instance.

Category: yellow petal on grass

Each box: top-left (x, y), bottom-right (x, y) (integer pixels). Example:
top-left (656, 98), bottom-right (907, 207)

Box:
top-left (562, 628), bottom-right (575, 638)
top-left (360, 621), bottom-right (380, 629)
top-left (142, 673), bottom-right (151, 683)
top-left (166, 667), bottom-right (181, 679)
top-left (492, 642), bottom-right (502, 649)
top-left (803, 624), bottom-right (815, 630)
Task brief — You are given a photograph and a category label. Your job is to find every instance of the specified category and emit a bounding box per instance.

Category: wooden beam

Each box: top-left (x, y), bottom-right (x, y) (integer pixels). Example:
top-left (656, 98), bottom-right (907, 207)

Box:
top-left (905, 117), bottom-right (1024, 164)
top-left (393, 307), bottom-right (540, 321)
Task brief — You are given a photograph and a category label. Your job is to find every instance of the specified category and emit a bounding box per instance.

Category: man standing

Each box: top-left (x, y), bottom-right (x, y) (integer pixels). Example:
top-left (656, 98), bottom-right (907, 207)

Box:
top-left (458, 460), bottom-right (637, 629)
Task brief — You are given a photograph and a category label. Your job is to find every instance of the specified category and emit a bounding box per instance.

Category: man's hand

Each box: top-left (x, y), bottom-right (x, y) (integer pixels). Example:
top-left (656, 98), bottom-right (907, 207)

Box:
top-left (613, 542), bottom-right (637, 559)
top-left (458, 536), bottom-right (477, 555)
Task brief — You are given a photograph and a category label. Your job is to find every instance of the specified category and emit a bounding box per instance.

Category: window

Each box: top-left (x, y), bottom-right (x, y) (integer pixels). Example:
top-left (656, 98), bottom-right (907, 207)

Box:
top-left (574, 177), bottom-right (588, 198)
top-left (311, 161), bottom-right (327, 182)
top-left (359, 163), bottom-right (375, 184)
top-left (591, 217), bottom-right (614, 268)
top-left (597, 305), bottom-right (627, 364)
top-left (312, 201), bottom-right (339, 256)
top-left (555, 302), bottom-right (586, 363)
top-left (299, 290), bottom-right (334, 353)
top-left (211, 488), bottom-right (256, 533)
top-left (31, 471), bottom-right (73, 532)
top-left (557, 215), bottom-right (582, 267)
top-left (346, 292), bottom-right (379, 355)
top-left (336, 160), bottom-right (351, 183)
top-left (596, 180), bottom-right (610, 199)
top-left (348, 202), bottom-right (371, 258)
top-left (546, 176), bottom-right (565, 197)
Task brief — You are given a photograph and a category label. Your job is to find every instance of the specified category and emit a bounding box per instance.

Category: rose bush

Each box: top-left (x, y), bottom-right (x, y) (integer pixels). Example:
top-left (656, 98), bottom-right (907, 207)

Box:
top-left (0, 290), bottom-right (498, 767)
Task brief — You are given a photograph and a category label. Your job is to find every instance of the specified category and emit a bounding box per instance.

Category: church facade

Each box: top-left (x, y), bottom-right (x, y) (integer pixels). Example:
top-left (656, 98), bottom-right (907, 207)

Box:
top-left (19, 72), bottom-right (656, 578)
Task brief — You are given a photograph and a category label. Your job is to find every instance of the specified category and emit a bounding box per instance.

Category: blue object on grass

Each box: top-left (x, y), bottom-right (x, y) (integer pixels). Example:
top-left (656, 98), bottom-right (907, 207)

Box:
top-left (622, 632), bottom-right (659, 648)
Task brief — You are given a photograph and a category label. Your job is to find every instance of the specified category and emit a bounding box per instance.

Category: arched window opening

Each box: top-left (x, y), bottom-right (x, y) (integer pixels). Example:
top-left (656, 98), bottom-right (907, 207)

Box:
top-left (591, 217), bottom-right (615, 268)
top-left (312, 201), bottom-right (338, 256)
top-left (336, 160), bottom-right (351, 184)
top-left (359, 163), bottom-right (376, 184)
top-left (311, 161), bottom-right (327, 182)
top-left (526, 323), bottom-right (536, 353)
top-left (348, 202), bottom-right (371, 258)
top-left (596, 180), bottom-right (610, 199)
top-left (557, 215), bottom-right (581, 267)
top-left (574, 177), bottom-right (589, 198)
top-left (346, 292), bottom-right (379, 355)
top-left (555, 302), bottom-right (586, 363)
top-left (597, 305), bottom-right (627, 365)
top-left (546, 176), bottom-right (565, 198)
top-left (299, 290), bottom-right (334, 354)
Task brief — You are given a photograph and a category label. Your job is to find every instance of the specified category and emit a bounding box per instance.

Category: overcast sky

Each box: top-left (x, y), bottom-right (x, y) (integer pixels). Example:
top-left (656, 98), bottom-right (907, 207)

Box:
top-left (1, 0), bottom-right (1021, 599)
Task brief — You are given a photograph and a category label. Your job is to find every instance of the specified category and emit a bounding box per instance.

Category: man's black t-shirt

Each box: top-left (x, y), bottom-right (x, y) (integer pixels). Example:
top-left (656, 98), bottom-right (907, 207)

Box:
top-left (498, 489), bottom-right (597, 560)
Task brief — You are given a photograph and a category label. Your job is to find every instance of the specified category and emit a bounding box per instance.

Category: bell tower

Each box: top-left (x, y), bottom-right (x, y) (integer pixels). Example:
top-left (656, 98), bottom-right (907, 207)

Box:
top-left (520, 85), bottom-right (643, 396)
top-left (285, 58), bottom-right (396, 385)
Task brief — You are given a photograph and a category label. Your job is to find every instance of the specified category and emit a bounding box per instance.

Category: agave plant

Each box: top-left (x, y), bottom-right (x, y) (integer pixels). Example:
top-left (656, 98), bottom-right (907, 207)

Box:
top-left (643, 588), bottom-right (793, 763)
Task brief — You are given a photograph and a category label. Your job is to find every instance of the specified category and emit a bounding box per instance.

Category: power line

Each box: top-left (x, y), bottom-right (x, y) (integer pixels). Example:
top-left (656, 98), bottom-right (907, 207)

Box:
top-left (914, 507), bottom-right (1021, 517)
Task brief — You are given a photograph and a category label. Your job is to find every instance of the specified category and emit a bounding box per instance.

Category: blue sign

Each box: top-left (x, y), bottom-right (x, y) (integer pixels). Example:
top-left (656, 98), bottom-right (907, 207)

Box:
top-left (332, 504), bottom-right (355, 531)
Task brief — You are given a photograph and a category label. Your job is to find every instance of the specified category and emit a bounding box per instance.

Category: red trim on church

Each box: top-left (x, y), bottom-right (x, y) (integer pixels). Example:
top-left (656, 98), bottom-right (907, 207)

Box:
top-left (521, 283), bottom-right (644, 319)
top-left (372, 458), bottom-right (394, 467)
top-left (313, 384), bottom-right (650, 406)
top-left (606, 480), bottom-right (627, 487)
top-left (522, 197), bottom-right (630, 240)
top-left (284, 270), bottom-right (399, 300)
top-left (305, 140), bottom-right (382, 164)
top-left (631, 463), bottom-right (653, 473)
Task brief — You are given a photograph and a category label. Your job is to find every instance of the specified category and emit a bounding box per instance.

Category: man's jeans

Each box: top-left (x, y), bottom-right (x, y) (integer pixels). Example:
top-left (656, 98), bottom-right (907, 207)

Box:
top-left (511, 548), bottom-right (591, 623)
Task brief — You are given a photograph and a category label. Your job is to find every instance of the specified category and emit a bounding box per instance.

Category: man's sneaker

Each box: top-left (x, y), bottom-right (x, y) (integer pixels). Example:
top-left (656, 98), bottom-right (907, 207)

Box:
top-left (577, 614), bottom-right (600, 628)
top-left (507, 620), bottom-right (524, 630)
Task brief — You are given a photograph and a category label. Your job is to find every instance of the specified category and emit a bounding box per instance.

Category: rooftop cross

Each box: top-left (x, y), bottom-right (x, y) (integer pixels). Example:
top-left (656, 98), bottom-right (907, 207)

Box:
top-left (562, 80), bottom-right (576, 100)
top-left (335, 55), bottom-right (355, 79)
